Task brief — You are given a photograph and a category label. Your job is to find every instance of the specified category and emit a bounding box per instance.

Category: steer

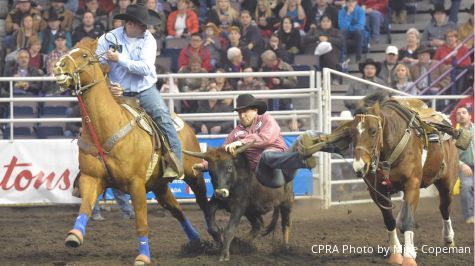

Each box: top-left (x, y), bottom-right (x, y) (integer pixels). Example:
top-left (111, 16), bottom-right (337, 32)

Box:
top-left (184, 143), bottom-right (294, 261)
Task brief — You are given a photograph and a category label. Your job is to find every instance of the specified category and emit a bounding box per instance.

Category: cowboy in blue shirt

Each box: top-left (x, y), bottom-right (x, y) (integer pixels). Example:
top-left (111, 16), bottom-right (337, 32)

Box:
top-left (95, 1), bottom-right (183, 179)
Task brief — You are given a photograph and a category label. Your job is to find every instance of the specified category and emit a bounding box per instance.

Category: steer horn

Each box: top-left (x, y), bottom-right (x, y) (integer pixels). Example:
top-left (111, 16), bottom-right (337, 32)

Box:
top-left (234, 140), bottom-right (256, 155)
top-left (183, 150), bottom-right (206, 159)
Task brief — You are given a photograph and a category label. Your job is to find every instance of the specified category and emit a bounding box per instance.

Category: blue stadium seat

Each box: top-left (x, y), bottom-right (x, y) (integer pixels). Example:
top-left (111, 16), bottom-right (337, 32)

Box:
top-left (292, 64), bottom-right (313, 89)
top-left (3, 127), bottom-right (33, 139)
top-left (41, 106), bottom-right (68, 117)
top-left (36, 126), bottom-right (64, 139)
top-left (160, 48), bottom-right (181, 73)
top-left (12, 106), bottom-right (35, 117)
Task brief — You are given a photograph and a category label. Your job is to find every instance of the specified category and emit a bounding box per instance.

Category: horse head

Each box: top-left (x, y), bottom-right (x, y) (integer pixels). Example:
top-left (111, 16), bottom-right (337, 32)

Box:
top-left (53, 38), bottom-right (103, 94)
top-left (350, 102), bottom-right (384, 177)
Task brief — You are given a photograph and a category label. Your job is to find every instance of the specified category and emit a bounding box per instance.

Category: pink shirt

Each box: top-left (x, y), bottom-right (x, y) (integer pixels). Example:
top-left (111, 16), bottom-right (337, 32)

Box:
top-left (224, 113), bottom-right (287, 172)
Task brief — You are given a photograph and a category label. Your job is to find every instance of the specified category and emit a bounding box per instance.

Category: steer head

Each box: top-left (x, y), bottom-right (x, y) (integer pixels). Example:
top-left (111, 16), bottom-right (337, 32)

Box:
top-left (183, 142), bottom-right (254, 199)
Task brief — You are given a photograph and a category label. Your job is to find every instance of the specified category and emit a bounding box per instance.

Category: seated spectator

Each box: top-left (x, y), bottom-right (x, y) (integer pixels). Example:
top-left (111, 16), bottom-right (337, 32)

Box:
top-left (27, 37), bottom-right (46, 74)
top-left (72, 11), bottom-right (104, 45)
top-left (410, 45), bottom-right (450, 95)
top-left (178, 33), bottom-right (212, 72)
top-left (390, 0), bottom-right (407, 24)
top-left (255, 0), bottom-right (279, 37)
top-left (109, 0), bottom-right (130, 30)
top-left (237, 66), bottom-right (268, 91)
top-left (458, 4), bottom-right (474, 48)
top-left (432, 0), bottom-right (462, 24)
top-left (206, 0), bottom-right (239, 32)
top-left (358, 0), bottom-right (387, 44)
top-left (421, 4), bottom-right (457, 48)
top-left (434, 30), bottom-right (472, 68)
top-left (392, 63), bottom-right (416, 95)
top-left (203, 22), bottom-right (224, 69)
top-left (78, 0), bottom-right (115, 14)
top-left (338, 0), bottom-right (365, 62)
top-left (239, 10), bottom-right (265, 55)
top-left (74, 0), bottom-right (109, 31)
top-left (3, 49), bottom-right (42, 96)
top-left (399, 28), bottom-right (420, 66)
top-left (192, 88), bottom-right (234, 134)
top-left (260, 50), bottom-right (297, 111)
top-left (41, 0), bottom-right (74, 32)
top-left (278, 0), bottom-right (307, 31)
top-left (222, 26), bottom-right (259, 69)
top-left (287, 117), bottom-right (305, 131)
top-left (205, 68), bottom-right (233, 106)
top-left (308, 0), bottom-right (339, 30)
top-left (264, 33), bottom-right (293, 64)
top-left (39, 10), bottom-right (73, 54)
top-left (277, 16), bottom-right (301, 55)
top-left (223, 47), bottom-right (247, 87)
top-left (43, 31), bottom-right (70, 96)
top-left (303, 14), bottom-right (343, 70)
top-left (5, 0), bottom-right (42, 35)
top-left (177, 55), bottom-right (209, 113)
top-left (7, 14), bottom-right (38, 53)
top-left (344, 58), bottom-right (387, 114)
top-left (166, 0), bottom-right (199, 39)
top-left (379, 45), bottom-right (399, 85)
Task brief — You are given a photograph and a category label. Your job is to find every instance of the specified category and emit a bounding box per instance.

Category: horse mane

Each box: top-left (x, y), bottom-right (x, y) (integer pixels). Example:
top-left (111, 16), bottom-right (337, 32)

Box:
top-left (74, 37), bottom-right (98, 54)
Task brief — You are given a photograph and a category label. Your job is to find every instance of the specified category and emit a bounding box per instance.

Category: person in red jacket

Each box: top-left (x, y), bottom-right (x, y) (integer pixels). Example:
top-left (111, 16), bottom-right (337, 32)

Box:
top-left (166, 0), bottom-right (199, 38)
top-left (178, 33), bottom-right (212, 71)
top-left (434, 30), bottom-right (472, 68)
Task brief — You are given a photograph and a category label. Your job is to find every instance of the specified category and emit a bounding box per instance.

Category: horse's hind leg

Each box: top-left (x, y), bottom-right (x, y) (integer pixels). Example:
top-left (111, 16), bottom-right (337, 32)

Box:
top-left (153, 183), bottom-right (200, 241)
top-left (65, 173), bottom-right (105, 248)
top-left (129, 180), bottom-right (151, 265)
top-left (434, 179), bottom-right (455, 246)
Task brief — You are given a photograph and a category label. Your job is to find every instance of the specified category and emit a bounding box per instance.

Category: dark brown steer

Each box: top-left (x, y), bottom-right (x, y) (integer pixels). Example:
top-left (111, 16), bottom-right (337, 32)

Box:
top-left (184, 143), bottom-right (294, 261)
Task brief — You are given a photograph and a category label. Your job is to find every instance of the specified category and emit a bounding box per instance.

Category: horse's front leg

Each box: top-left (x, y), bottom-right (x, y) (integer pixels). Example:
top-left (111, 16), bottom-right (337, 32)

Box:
top-left (220, 205), bottom-right (244, 262)
top-left (369, 189), bottom-right (403, 265)
top-left (65, 173), bottom-right (105, 248)
top-left (397, 177), bottom-right (420, 266)
top-left (129, 180), bottom-right (151, 266)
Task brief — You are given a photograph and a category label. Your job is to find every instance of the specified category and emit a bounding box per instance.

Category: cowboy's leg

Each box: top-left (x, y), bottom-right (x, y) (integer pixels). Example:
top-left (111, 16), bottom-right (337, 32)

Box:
top-left (137, 86), bottom-right (183, 178)
top-left (298, 122), bottom-right (352, 156)
top-left (459, 167), bottom-right (475, 220)
top-left (112, 188), bottom-right (134, 218)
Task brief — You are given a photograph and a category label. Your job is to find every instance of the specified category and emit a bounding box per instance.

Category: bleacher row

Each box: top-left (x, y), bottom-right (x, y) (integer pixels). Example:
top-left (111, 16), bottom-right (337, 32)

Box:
top-left (1, 102), bottom-right (71, 139)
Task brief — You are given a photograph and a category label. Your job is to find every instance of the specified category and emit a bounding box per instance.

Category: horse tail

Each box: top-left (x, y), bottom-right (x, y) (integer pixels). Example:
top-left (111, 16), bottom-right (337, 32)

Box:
top-left (262, 207), bottom-right (280, 236)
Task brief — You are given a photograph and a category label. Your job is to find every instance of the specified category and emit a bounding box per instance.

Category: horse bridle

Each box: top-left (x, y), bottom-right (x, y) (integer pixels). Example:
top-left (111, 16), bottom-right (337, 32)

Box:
top-left (57, 48), bottom-right (104, 95)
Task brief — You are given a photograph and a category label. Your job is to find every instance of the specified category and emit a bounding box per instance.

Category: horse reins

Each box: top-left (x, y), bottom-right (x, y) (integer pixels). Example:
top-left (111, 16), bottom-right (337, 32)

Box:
top-left (354, 114), bottom-right (395, 210)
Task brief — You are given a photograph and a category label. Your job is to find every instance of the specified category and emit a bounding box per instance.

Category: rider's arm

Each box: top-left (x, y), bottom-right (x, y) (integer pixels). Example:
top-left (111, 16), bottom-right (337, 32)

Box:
top-left (116, 34), bottom-right (157, 76)
top-left (239, 114), bottom-right (282, 148)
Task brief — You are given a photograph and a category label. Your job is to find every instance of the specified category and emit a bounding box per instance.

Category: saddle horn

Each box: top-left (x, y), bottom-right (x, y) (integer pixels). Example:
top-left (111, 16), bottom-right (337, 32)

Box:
top-left (183, 150), bottom-right (206, 159)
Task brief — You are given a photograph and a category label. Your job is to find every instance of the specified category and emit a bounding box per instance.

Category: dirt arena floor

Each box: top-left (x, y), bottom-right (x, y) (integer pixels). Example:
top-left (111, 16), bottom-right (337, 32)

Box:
top-left (0, 197), bottom-right (473, 266)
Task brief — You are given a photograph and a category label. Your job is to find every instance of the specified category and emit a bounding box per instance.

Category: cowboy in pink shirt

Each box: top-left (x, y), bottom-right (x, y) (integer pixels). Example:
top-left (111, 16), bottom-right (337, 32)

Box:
top-left (194, 94), bottom-right (316, 188)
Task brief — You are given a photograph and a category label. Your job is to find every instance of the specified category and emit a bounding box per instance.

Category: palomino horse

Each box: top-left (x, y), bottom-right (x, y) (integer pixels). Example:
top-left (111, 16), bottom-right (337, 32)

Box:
top-left (53, 39), bottom-right (208, 265)
top-left (350, 101), bottom-right (459, 266)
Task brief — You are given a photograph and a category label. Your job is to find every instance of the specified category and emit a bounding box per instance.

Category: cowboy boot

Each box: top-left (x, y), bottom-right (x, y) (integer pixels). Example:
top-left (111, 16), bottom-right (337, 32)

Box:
top-left (163, 151), bottom-right (184, 179)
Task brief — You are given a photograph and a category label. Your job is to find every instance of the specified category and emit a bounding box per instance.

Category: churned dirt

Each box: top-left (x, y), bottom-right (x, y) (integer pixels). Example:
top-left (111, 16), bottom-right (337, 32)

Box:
top-left (0, 197), bottom-right (473, 266)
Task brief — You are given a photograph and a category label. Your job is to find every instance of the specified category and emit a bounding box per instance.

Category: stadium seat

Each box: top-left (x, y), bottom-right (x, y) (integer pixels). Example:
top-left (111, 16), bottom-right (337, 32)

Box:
top-left (292, 64), bottom-right (313, 89)
top-left (41, 106), bottom-right (68, 117)
top-left (164, 38), bottom-right (190, 49)
top-left (293, 55), bottom-right (318, 69)
top-left (155, 56), bottom-right (172, 73)
top-left (160, 48), bottom-right (181, 73)
top-left (2, 127), bottom-right (33, 139)
top-left (36, 126), bottom-right (64, 139)
top-left (12, 105), bottom-right (35, 117)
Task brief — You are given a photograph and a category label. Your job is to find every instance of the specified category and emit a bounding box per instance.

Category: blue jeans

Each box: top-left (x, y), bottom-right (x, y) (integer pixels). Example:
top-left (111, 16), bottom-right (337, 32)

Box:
top-left (459, 167), bottom-right (474, 219)
top-left (92, 188), bottom-right (134, 216)
top-left (342, 29), bottom-right (363, 58)
top-left (137, 86), bottom-right (182, 162)
top-left (366, 11), bottom-right (383, 42)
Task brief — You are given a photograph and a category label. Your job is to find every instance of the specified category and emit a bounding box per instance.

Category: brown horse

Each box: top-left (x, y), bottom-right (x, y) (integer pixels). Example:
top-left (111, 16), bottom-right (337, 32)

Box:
top-left (349, 101), bottom-right (459, 266)
top-left (53, 39), bottom-right (209, 265)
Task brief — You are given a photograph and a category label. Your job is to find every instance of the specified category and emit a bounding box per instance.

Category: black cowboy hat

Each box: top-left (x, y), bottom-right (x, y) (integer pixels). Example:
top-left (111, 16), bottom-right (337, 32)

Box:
top-left (113, 0), bottom-right (160, 26)
top-left (358, 58), bottom-right (382, 76)
top-left (415, 45), bottom-right (435, 58)
top-left (232, 94), bottom-right (267, 115)
top-left (47, 10), bottom-right (64, 22)
top-left (430, 4), bottom-right (449, 15)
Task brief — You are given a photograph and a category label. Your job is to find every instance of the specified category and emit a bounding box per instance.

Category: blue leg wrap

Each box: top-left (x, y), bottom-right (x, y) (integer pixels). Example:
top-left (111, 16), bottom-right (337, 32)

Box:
top-left (138, 236), bottom-right (151, 258)
top-left (181, 218), bottom-right (200, 241)
top-left (73, 214), bottom-right (88, 236)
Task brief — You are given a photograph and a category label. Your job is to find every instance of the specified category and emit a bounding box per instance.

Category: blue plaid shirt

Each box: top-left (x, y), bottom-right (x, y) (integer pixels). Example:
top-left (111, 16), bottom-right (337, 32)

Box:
top-left (96, 27), bottom-right (157, 93)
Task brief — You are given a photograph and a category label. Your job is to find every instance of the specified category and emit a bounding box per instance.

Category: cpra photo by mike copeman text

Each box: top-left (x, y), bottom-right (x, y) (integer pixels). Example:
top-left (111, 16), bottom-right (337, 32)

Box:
top-left (311, 244), bottom-right (472, 257)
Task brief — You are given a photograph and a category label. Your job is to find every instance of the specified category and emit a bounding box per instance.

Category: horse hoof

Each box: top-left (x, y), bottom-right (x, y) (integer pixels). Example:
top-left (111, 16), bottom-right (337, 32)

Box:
top-left (445, 240), bottom-right (456, 247)
top-left (387, 253), bottom-right (403, 265)
top-left (64, 229), bottom-right (83, 248)
top-left (402, 257), bottom-right (417, 266)
top-left (134, 254), bottom-right (151, 266)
